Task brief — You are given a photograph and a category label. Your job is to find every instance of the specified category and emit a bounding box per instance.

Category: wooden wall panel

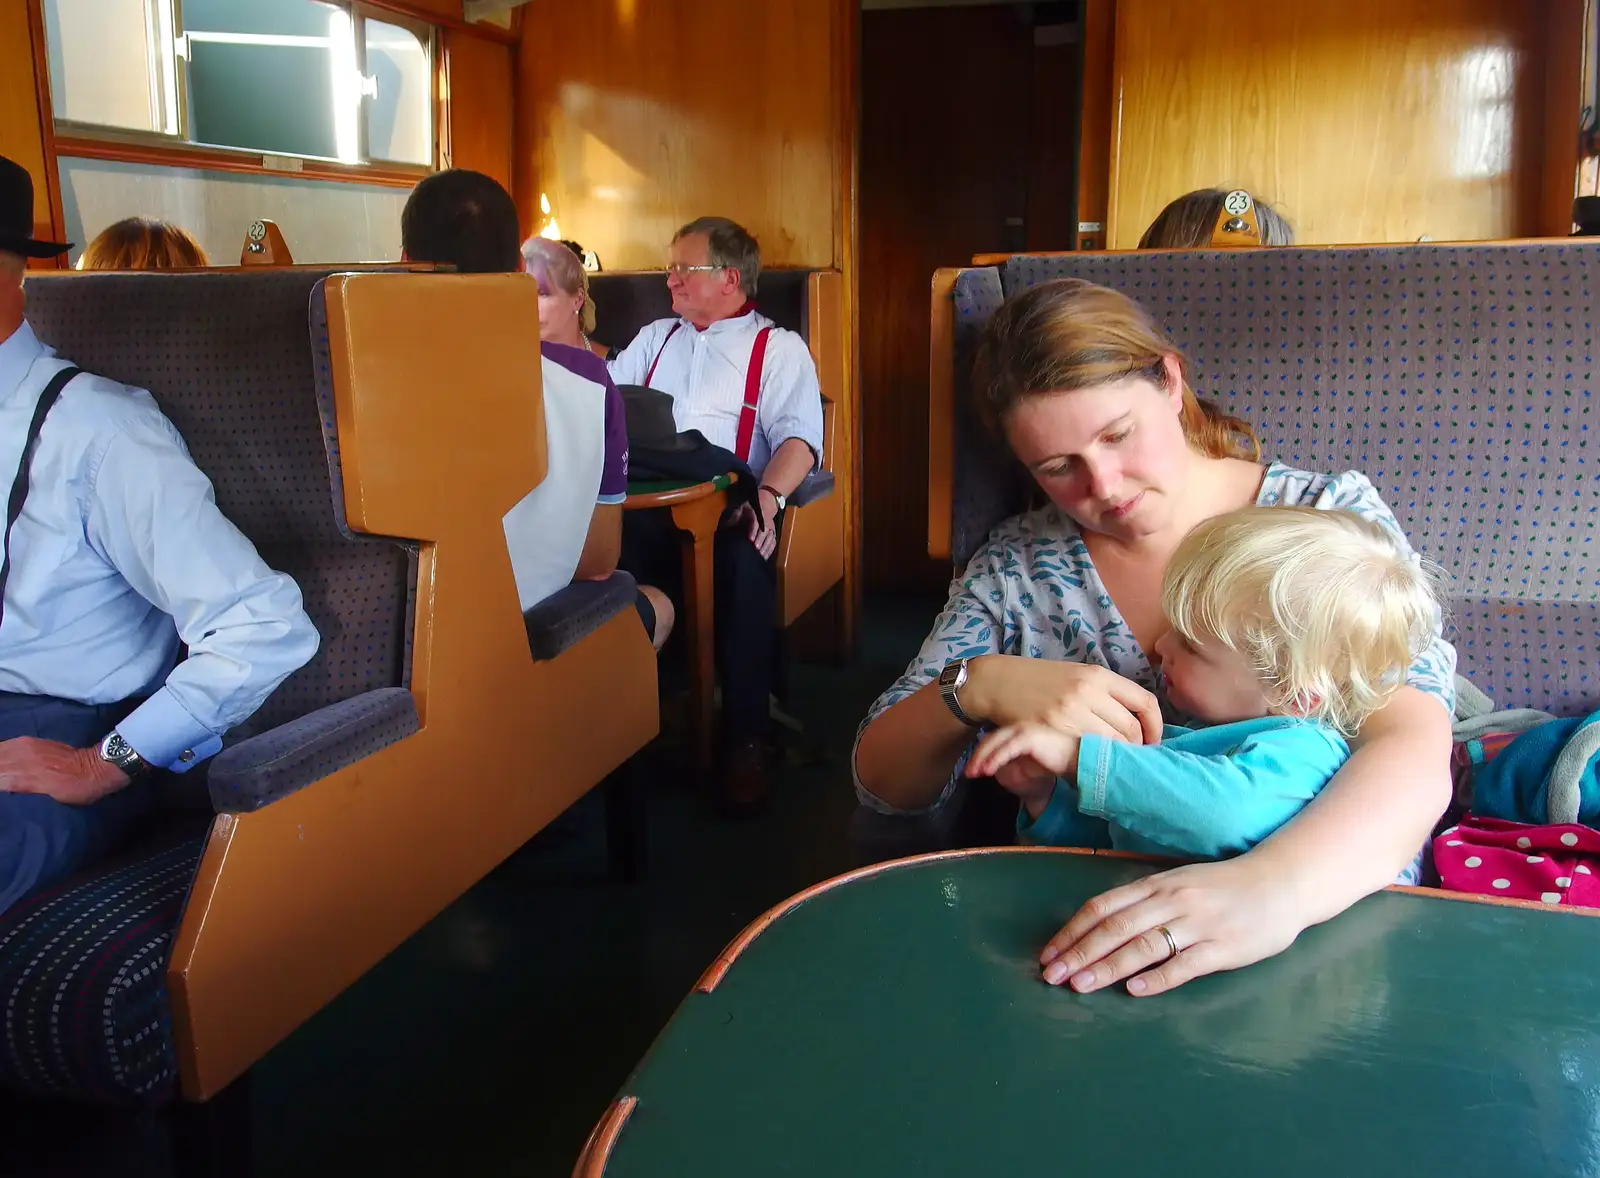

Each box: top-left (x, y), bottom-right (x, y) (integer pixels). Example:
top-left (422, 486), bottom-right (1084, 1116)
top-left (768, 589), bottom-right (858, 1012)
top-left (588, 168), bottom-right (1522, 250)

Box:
top-left (1076, 0), bottom-right (1116, 251)
top-left (513, 0), bottom-right (837, 269)
top-left (384, 0), bottom-right (461, 19)
top-left (1107, 0), bottom-right (1562, 247)
top-left (858, 6), bottom-right (1034, 593)
top-left (442, 30), bottom-right (513, 192)
top-left (1025, 39), bottom-right (1082, 252)
top-left (1540, 0), bottom-right (1589, 234)
top-left (2, 0), bottom-right (63, 267)
top-left (829, 0), bottom-right (861, 648)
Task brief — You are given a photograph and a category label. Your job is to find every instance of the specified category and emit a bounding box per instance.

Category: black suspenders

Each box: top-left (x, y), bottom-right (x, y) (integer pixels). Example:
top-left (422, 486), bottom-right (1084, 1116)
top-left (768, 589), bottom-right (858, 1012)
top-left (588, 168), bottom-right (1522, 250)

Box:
top-left (0, 366), bottom-right (80, 631)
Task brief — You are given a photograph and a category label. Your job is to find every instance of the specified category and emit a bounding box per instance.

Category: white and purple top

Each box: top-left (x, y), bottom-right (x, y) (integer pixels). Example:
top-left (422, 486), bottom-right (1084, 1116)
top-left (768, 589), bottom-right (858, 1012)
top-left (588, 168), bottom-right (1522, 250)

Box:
top-left (501, 341), bottom-right (629, 611)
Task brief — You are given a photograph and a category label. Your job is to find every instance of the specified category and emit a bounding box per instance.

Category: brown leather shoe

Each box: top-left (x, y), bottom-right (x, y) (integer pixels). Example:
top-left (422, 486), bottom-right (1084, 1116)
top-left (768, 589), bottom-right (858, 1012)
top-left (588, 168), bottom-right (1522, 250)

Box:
top-left (717, 738), bottom-right (769, 818)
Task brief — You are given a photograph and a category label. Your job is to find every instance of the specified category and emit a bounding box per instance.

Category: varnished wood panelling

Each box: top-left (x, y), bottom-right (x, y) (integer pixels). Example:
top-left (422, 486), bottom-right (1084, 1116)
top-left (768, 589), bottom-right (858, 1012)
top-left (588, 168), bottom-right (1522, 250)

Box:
top-left (442, 30), bottom-right (513, 192)
top-left (859, 5), bottom-right (1033, 592)
top-left (1076, 0), bottom-right (1116, 251)
top-left (372, 0), bottom-right (458, 17)
top-left (1108, 0), bottom-right (1558, 247)
top-left (3, 0), bottom-right (61, 265)
top-left (513, 0), bottom-right (837, 270)
top-left (1540, 0), bottom-right (1588, 233)
top-left (830, 0), bottom-right (861, 648)
top-left (1025, 40), bottom-right (1081, 252)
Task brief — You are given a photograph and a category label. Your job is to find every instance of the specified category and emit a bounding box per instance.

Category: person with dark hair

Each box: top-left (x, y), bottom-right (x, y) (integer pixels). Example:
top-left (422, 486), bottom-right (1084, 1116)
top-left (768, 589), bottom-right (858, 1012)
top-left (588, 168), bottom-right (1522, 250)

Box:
top-left (608, 216), bottom-right (824, 812)
top-left (78, 217), bottom-right (209, 270)
top-left (399, 170), bottom-right (667, 646)
top-left (400, 168), bottom-right (522, 273)
top-left (0, 155), bottom-right (318, 915)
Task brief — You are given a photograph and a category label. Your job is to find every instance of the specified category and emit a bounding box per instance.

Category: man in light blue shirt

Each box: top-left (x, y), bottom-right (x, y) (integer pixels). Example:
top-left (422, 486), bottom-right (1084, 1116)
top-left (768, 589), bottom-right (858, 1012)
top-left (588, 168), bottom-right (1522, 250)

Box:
top-left (0, 155), bottom-right (319, 914)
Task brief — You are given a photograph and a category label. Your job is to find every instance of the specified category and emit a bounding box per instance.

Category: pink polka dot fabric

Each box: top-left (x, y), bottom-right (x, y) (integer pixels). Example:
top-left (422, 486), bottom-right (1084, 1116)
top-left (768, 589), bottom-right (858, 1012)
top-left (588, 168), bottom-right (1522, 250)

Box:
top-left (1433, 817), bottom-right (1600, 907)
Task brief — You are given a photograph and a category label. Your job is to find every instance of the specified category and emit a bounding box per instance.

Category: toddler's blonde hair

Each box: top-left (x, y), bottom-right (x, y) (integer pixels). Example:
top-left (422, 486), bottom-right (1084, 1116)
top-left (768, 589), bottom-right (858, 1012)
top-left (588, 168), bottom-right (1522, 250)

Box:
top-left (1162, 506), bottom-right (1441, 735)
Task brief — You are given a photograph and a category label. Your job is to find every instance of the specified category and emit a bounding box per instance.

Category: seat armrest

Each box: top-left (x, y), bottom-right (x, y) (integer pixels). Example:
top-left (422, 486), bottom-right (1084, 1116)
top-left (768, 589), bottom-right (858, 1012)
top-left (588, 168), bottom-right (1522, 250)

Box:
top-left (523, 571), bottom-right (638, 661)
top-left (789, 470), bottom-right (835, 508)
top-left (207, 687), bottom-right (419, 813)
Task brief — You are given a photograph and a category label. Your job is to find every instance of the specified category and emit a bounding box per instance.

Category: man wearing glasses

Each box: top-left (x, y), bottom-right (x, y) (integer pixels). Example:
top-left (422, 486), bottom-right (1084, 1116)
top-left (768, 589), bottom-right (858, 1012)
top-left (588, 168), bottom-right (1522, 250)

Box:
top-left (609, 217), bottom-right (824, 813)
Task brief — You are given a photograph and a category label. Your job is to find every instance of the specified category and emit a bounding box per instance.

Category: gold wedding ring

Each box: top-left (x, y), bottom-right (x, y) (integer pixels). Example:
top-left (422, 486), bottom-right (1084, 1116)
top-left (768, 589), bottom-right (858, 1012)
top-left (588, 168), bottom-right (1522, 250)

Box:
top-left (1155, 924), bottom-right (1180, 961)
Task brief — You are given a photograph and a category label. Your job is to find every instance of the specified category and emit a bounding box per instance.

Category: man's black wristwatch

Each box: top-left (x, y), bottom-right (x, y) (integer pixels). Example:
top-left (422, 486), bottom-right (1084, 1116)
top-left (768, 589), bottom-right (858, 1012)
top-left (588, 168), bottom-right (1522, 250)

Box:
top-left (938, 657), bottom-right (981, 727)
top-left (98, 731), bottom-right (152, 781)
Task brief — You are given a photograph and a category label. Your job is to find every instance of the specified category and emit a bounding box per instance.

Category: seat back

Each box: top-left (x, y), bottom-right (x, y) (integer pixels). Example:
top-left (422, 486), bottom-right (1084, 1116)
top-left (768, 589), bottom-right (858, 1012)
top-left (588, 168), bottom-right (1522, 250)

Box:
top-left (168, 273), bottom-right (657, 1099)
top-left (588, 269), bottom-right (812, 351)
top-left (24, 270), bottom-right (414, 737)
top-left (934, 242), bottom-right (1600, 712)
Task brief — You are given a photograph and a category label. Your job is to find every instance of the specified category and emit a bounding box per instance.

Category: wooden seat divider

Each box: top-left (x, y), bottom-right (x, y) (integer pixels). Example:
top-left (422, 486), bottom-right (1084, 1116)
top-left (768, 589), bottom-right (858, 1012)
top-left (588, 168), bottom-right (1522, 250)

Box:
top-left (167, 273), bottom-right (659, 1099)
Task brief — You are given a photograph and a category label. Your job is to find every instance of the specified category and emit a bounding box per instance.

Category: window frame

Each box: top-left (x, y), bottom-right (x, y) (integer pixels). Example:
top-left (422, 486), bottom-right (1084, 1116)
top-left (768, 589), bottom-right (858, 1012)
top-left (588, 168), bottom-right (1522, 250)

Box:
top-left (46, 0), bottom-right (439, 187)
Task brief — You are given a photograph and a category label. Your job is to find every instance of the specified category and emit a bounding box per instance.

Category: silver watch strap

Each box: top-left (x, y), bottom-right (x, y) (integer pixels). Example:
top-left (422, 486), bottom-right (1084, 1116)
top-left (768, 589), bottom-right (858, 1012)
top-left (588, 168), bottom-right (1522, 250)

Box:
top-left (940, 659), bottom-right (980, 727)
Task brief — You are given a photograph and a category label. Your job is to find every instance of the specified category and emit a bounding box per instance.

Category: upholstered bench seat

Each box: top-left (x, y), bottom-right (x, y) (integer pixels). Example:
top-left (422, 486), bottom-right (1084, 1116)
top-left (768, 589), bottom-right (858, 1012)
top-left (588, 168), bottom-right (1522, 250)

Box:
top-left (0, 829), bottom-right (207, 1107)
top-left (1451, 599), bottom-right (1600, 714)
top-left (942, 242), bottom-right (1600, 716)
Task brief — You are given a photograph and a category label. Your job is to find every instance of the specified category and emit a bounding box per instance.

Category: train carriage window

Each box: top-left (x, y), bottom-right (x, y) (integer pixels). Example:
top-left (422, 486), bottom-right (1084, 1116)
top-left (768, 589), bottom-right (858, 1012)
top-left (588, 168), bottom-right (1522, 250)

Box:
top-left (43, 0), bottom-right (435, 170)
top-left (44, 0), bottom-right (179, 135)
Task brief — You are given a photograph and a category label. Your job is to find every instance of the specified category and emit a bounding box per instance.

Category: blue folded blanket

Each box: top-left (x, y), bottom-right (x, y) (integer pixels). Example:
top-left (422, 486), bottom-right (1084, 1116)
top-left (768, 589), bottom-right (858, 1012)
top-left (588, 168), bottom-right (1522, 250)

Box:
top-left (1471, 711), bottom-right (1600, 827)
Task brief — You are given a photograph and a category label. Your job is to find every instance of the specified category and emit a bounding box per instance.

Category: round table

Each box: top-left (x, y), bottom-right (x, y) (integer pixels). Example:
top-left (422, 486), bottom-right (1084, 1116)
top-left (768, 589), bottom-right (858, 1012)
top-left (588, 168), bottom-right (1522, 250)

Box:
top-left (576, 847), bottom-right (1600, 1177)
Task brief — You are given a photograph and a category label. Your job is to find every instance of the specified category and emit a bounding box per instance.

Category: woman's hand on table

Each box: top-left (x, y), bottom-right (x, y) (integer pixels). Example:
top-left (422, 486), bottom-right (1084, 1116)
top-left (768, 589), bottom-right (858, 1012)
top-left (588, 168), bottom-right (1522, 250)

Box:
top-left (1037, 852), bottom-right (1304, 997)
top-left (963, 656), bottom-right (1163, 747)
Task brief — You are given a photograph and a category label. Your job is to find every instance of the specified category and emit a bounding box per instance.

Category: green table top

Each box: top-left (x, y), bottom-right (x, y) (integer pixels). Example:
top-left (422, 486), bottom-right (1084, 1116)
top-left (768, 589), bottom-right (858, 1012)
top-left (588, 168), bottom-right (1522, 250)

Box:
top-left (592, 850), bottom-right (1600, 1177)
top-left (624, 474), bottom-right (735, 496)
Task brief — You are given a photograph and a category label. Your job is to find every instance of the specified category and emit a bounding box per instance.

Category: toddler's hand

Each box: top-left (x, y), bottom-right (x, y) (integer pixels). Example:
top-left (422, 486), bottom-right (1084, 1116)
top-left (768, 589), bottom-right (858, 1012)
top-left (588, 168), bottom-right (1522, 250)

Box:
top-left (968, 723), bottom-right (1083, 816)
top-left (969, 722), bottom-right (1082, 781)
top-left (993, 755), bottom-right (1057, 813)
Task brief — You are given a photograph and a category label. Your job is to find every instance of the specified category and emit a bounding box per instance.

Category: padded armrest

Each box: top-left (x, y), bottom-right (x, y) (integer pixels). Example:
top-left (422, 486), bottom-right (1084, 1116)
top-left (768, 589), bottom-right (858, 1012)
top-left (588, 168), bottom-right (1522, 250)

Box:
top-left (524, 571), bottom-right (638, 661)
top-left (789, 470), bottom-right (835, 508)
top-left (207, 687), bottom-right (419, 813)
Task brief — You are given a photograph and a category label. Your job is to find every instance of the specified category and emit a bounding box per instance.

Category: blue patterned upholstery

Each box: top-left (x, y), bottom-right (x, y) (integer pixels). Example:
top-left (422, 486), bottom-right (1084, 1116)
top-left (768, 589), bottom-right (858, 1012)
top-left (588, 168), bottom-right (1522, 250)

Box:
top-left (27, 272), bottom-right (416, 736)
top-left (0, 833), bottom-right (205, 1107)
top-left (950, 267), bottom-right (1032, 567)
top-left (944, 243), bottom-right (1600, 713)
top-left (4, 270), bottom-right (421, 1106)
top-left (790, 469), bottom-right (835, 507)
top-left (523, 571), bottom-right (639, 661)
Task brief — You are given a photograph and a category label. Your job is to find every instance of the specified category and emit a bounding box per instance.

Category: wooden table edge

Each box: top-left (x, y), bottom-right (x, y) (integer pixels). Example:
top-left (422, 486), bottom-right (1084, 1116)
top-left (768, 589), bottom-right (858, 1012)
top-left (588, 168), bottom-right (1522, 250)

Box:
top-left (623, 474), bottom-right (738, 510)
top-left (572, 1094), bottom-right (638, 1178)
top-left (693, 844), bottom-right (1600, 994)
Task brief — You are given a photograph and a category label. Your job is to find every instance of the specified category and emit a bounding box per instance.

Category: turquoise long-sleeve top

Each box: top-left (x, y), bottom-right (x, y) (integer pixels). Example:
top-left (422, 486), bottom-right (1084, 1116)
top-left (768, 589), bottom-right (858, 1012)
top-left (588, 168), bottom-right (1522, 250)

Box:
top-left (1018, 717), bottom-right (1350, 860)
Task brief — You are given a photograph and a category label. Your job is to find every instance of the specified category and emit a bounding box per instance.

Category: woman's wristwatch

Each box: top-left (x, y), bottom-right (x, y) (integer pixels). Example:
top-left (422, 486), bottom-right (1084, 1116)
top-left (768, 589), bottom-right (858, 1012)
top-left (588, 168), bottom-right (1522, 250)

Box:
top-left (938, 657), bottom-right (981, 727)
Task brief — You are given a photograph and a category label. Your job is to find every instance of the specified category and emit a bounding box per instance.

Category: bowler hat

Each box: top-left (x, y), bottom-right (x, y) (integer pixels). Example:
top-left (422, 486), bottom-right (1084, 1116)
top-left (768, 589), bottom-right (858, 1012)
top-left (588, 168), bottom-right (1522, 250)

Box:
top-left (619, 384), bottom-right (697, 453)
top-left (0, 155), bottom-right (70, 259)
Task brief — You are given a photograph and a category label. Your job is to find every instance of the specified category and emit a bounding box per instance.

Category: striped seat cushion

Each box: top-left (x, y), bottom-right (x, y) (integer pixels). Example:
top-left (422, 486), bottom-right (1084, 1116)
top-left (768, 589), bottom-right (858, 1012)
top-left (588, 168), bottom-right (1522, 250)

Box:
top-left (0, 835), bottom-right (205, 1108)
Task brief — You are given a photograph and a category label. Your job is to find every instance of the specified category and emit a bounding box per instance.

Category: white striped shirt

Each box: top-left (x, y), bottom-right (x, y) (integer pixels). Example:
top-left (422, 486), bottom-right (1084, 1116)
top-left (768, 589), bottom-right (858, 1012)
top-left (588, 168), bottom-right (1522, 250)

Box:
top-left (609, 309), bottom-right (824, 477)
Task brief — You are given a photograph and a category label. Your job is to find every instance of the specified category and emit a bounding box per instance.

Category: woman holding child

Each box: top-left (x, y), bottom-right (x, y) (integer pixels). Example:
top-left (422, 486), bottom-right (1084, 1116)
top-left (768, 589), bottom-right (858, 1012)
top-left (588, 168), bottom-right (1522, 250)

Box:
top-left (853, 279), bottom-right (1457, 997)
